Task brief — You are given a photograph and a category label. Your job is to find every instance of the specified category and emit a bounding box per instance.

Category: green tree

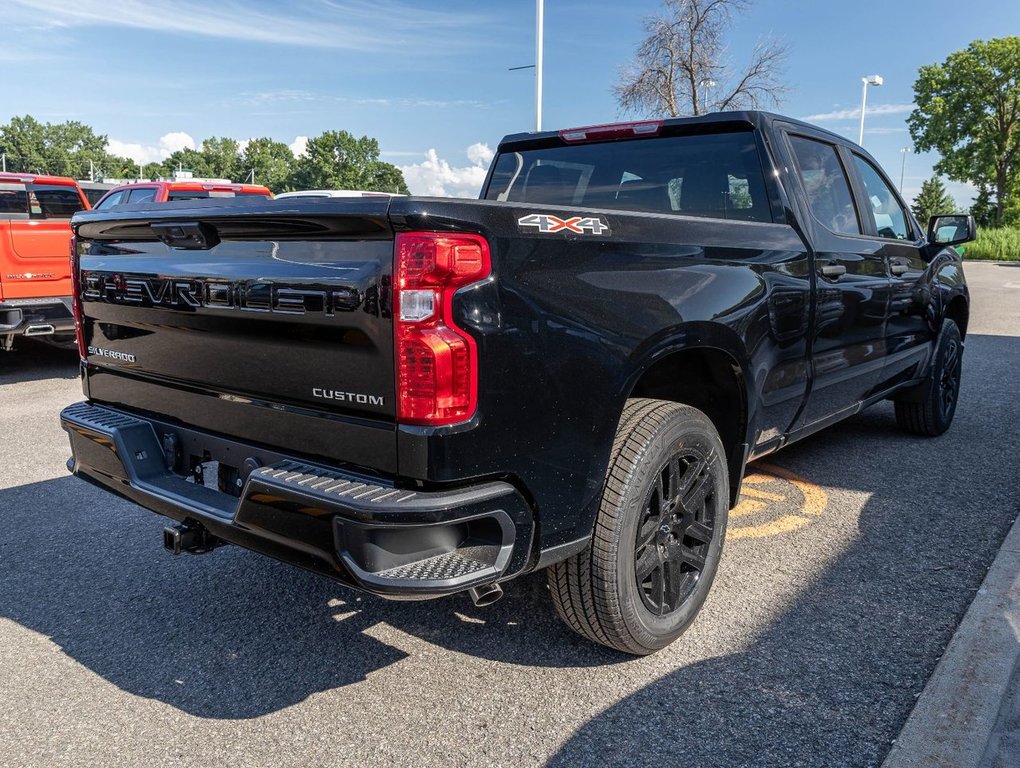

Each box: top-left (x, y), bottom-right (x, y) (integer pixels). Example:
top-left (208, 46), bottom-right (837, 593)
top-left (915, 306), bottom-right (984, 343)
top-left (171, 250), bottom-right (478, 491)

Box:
top-left (0, 115), bottom-right (110, 176)
top-left (909, 37), bottom-right (1020, 226)
top-left (0, 115), bottom-right (48, 173)
top-left (160, 147), bottom-right (212, 179)
top-left (0, 114), bottom-right (139, 180)
top-left (200, 136), bottom-right (242, 181)
top-left (239, 137), bottom-right (295, 192)
top-left (292, 130), bottom-right (409, 194)
top-left (970, 184), bottom-right (997, 228)
top-left (911, 177), bottom-right (957, 227)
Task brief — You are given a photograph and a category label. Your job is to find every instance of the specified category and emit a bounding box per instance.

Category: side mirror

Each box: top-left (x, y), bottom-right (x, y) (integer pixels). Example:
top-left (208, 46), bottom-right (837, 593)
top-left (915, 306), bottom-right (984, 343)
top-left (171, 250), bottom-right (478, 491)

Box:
top-left (927, 214), bottom-right (976, 247)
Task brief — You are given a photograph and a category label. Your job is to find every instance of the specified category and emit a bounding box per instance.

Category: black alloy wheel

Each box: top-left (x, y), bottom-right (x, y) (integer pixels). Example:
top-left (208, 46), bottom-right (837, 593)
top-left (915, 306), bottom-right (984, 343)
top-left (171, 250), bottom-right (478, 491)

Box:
top-left (634, 451), bottom-right (716, 615)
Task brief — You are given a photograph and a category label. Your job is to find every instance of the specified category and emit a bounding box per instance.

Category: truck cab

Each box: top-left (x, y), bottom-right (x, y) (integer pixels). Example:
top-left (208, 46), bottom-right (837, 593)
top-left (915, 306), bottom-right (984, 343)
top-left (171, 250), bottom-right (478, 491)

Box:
top-left (91, 181), bottom-right (273, 210)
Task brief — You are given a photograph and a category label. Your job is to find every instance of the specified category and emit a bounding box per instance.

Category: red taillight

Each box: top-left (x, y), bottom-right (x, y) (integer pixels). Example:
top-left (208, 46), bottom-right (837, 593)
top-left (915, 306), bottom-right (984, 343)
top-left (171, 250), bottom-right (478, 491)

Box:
top-left (394, 232), bottom-right (490, 426)
top-left (559, 119), bottom-right (663, 143)
top-left (70, 235), bottom-right (86, 360)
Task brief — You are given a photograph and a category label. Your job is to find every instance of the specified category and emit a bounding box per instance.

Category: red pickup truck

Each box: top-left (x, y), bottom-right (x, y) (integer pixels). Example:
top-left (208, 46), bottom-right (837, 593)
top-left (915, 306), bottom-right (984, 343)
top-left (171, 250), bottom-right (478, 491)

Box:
top-left (92, 181), bottom-right (272, 210)
top-left (0, 173), bottom-right (90, 351)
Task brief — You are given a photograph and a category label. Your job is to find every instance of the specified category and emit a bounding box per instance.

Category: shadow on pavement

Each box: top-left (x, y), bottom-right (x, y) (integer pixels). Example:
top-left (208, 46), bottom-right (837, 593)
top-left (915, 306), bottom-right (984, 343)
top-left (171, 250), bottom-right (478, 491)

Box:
top-left (548, 333), bottom-right (1020, 767)
top-left (0, 339), bottom-right (79, 385)
top-left (0, 476), bottom-right (620, 720)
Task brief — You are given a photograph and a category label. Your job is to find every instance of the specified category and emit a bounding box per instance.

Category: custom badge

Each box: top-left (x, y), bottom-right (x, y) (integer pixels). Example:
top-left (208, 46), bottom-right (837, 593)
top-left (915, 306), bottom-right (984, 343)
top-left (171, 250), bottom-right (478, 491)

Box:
top-left (518, 213), bottom-right (610, 235)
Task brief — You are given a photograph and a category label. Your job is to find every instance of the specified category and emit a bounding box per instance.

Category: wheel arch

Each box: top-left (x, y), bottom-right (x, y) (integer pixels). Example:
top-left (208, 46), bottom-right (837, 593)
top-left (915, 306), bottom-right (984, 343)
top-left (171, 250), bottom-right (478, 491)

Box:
top-left (618, 326), bottom-right (752, 507)
top-left (944, 292), bottom-right (969, 339)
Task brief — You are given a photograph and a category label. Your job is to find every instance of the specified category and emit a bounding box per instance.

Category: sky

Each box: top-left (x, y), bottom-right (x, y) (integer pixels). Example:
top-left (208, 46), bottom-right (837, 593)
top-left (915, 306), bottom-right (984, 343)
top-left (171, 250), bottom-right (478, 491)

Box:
top-left (4, 0), bottom-right (1019, 205)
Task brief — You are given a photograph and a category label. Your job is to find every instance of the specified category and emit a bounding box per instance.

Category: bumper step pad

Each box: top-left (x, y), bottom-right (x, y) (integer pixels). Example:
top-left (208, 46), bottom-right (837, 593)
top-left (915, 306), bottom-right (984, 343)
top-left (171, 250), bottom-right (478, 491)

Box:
top-left (61, 401), bottom-right (531, 599)
top-left (376, 551), bottom-right (490, 582)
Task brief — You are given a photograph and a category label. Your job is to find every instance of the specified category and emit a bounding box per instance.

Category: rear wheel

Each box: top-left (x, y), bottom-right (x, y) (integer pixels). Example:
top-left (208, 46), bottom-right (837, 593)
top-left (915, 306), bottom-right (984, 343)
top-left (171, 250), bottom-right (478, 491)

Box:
top-left (547, 398), bottom-right (729, 655)
top-left (894, 319), bottom-right (962, 436)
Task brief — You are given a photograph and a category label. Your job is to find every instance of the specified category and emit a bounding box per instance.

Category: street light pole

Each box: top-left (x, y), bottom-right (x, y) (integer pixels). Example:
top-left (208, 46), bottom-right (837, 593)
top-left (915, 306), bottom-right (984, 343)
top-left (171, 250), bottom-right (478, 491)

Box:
top-left (858, 74), bottom-right (883, 146)
top-left (535, 0), bottom-right (544, 131)
top-left (700, 79), bottom-right (716, 114)
top-left (899, 147), bottom-right (909, 193)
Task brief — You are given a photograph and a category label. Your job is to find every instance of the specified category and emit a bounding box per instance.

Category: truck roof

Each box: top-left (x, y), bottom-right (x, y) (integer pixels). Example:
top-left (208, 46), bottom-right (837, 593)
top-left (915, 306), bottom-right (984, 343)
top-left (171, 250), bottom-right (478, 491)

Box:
top-left (0, 173), bottom-right (83, 187)
top-left (497, 110), bottom-right (853, 151)
top-left (107, 181), bottom-right (272, 195)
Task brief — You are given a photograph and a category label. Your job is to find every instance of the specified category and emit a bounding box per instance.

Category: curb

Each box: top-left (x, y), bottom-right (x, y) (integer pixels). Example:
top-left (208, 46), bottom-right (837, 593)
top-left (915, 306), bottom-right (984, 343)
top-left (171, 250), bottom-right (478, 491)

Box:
top-left (882, 513), bottom-right (1020, 768)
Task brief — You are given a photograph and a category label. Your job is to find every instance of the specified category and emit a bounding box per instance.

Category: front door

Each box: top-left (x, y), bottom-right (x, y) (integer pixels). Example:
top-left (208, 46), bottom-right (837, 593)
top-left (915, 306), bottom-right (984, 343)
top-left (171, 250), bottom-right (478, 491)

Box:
top-left (846, 152), bottom-right (934, 391)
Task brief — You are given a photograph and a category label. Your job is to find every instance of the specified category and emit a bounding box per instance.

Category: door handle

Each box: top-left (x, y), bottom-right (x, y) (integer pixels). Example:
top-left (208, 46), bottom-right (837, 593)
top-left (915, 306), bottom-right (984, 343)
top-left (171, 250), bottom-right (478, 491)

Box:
top-left (890, 262), bottom-right (909, 276)
top-left (820, 264), bottom-right (846, 279)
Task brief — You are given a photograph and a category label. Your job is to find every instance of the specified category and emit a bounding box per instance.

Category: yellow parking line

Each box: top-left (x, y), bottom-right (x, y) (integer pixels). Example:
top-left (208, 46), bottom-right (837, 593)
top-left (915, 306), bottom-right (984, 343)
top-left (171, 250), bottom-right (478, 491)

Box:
top-left (728, 463), bottom-right (829, 540)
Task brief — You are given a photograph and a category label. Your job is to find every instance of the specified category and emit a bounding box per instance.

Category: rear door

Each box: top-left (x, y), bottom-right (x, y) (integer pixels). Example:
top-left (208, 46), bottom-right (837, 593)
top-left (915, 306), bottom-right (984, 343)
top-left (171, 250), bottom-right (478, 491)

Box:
top-left (778, 129), bottom-right (892, 429)
top-left (75, 197), bottom-right (399, 472)
top-left (2, 182), bottom-right (87, 300)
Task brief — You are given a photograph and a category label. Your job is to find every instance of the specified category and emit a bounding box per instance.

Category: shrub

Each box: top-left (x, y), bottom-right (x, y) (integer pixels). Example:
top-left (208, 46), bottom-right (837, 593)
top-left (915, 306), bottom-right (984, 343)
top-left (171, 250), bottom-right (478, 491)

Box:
top-left (959, 226), bottom-right (1020, 261)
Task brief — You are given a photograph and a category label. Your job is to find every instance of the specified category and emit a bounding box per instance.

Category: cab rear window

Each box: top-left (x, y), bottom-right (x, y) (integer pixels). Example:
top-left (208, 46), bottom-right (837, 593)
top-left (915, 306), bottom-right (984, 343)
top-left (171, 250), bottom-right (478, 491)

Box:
top-left (484, 130), bottom-right (773, 222)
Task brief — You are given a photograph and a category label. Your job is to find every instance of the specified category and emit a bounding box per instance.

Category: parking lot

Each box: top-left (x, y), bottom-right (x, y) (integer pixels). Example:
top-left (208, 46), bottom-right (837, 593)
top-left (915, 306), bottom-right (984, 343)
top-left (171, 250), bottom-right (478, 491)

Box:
top-left (1, 261), bottom-right (1017, 768)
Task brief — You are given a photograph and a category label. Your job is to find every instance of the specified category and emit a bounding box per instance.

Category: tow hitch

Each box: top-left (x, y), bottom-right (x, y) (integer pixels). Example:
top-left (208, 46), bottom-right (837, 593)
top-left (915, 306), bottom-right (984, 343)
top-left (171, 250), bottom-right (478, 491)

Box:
top-left (162, 523), bottom-right (223, 555)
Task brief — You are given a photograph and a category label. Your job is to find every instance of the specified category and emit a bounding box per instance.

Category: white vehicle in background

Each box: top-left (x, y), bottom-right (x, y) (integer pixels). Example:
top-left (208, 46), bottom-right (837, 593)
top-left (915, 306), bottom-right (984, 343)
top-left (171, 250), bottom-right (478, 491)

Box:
top-left (274, 190), bottom-right (405, 199)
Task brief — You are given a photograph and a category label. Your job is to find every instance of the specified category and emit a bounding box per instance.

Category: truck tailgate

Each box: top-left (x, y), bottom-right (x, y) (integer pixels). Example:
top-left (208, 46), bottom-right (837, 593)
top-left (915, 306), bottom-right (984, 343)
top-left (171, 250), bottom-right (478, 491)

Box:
top-left (73, 198), bottom-right (397, 472)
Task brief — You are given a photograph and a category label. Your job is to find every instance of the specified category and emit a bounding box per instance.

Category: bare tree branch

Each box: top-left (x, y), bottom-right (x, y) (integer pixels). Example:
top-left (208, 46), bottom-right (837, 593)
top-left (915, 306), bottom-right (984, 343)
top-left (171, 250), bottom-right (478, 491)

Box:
top-left (613, 0), bottom-right (788, 118)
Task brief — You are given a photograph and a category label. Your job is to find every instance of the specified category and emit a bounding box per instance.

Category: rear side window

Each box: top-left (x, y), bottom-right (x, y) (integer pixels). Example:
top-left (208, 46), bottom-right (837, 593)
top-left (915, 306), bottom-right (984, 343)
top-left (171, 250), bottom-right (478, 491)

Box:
top-left (127, 187), bottom-right (157, 204)
top-left (852, 154), bottom-right (911, 240)
top-left (0, 185), bottom-right (29, 216)
top-left (27, 185), bottom-right (86, 219)
top-left (484, 131), bottom-right (773, 222)
top-left (788, 135), bottom-right (861, 236)
top-left (94, 190), bottom-right (127, 210)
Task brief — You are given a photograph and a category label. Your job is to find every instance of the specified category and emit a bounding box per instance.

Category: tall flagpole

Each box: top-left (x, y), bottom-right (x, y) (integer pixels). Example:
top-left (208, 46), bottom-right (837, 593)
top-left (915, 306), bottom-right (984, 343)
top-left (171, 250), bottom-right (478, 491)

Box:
top-left (536, 0), bottom-right (544, 131)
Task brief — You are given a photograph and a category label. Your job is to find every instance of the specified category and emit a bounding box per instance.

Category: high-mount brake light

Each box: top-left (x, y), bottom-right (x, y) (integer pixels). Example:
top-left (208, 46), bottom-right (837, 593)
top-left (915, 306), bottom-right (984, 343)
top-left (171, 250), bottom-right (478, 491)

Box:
top-left (393, 231), bottom-right (491, 426)
top-left (559, 120), bottom-right (663, 143)
top-left (70, 235), bottom-right (87, 361)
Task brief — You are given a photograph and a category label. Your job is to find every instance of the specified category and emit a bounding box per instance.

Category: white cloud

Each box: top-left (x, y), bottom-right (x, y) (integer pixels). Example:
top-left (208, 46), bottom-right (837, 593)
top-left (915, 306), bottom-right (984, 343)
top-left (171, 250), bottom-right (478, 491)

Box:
top-left (399, 144), bottom-right (494, 198)
top-left (106, 138), bottom-right (158, 165)
top-left (8, 0), bottom-right (483, 52)
top-left (801, 103), bottom-right (915, 122)
top-left (159, 131), bottom-right (195, 156)
top-left (106, 131), bottom-right (196, 164)
top-left (289, 136), bottom-right (309, 158)
top-left (466, 142), bottom-right (495, 167)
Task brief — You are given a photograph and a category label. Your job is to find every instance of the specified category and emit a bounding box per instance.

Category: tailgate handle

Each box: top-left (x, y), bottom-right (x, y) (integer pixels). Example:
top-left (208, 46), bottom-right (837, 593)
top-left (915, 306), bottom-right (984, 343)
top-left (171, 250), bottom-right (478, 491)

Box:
top-left (151, 221), bottom-right (220, 250)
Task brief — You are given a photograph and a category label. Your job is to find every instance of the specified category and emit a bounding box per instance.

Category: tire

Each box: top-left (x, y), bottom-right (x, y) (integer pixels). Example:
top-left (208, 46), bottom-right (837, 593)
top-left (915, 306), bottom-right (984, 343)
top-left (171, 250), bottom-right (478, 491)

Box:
top-left (894, 319), bottom-right (963, 436)
top-left (547, 398), bottom-right (729, 655)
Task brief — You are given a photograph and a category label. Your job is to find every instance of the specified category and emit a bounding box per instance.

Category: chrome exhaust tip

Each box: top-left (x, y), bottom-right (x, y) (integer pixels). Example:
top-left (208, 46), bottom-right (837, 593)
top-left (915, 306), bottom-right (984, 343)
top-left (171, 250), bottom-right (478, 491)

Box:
top-left (24, 324), bottom-right (55, 336)
top-left (467, 583), bottom-right (504, 607)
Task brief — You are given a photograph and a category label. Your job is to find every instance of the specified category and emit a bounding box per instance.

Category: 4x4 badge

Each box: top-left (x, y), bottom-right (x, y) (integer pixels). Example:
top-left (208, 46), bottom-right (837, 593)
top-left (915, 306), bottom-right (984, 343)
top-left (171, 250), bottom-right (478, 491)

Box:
top-left (518, 213), bottom-right (610, 235)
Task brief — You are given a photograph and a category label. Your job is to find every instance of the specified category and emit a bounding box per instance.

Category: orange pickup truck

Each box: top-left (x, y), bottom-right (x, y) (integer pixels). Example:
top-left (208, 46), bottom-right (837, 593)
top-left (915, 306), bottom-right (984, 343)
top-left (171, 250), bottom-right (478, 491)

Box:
top-left (0, 173), bottom-right (90, 351)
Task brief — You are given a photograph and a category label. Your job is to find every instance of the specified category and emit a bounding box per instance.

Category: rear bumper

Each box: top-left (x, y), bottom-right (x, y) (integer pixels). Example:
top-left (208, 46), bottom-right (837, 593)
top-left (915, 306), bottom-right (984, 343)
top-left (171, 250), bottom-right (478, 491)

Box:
top-left (0, 297), bottom-right (74, 336)
top-left (60, 401), bottom-right (534, 599)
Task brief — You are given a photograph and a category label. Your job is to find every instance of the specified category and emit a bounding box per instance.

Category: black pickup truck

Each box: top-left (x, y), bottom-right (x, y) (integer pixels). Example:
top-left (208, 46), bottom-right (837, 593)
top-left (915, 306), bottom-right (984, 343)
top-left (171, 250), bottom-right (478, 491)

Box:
top-left (61, 112), bottom-right (972, 655)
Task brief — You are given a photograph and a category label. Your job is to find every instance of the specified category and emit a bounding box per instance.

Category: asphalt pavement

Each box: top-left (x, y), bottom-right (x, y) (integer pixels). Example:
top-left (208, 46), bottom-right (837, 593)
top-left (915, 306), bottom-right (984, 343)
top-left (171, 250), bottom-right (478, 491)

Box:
top-left (1, 261), bottom-right (1018, 768)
